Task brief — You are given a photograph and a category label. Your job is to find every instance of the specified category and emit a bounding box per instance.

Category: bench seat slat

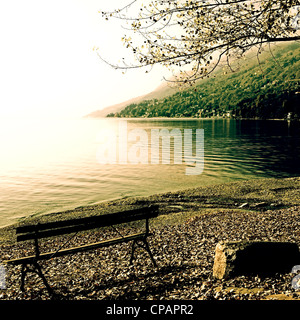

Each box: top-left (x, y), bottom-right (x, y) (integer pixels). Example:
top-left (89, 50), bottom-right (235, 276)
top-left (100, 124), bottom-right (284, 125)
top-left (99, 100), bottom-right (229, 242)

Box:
top-left (5, 232), bottom-right (147, 265)
top-left (16, 206), bottom-right (158, 234)
top-left (16, 206), bottom-right (159, 241)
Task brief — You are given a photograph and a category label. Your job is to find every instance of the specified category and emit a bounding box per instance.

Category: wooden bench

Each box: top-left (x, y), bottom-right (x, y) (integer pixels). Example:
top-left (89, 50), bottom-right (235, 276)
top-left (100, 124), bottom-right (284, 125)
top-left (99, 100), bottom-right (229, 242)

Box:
top-left (4, 205), bottom-right (159, 295)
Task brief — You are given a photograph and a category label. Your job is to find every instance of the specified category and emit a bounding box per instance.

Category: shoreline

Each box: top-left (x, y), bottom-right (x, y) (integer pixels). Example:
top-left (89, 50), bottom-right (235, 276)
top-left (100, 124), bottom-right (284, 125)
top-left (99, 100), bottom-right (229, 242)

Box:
top-left (1, 176), bottom-right (299, 244)
top-left (92, 116), bottom-right (298, 121)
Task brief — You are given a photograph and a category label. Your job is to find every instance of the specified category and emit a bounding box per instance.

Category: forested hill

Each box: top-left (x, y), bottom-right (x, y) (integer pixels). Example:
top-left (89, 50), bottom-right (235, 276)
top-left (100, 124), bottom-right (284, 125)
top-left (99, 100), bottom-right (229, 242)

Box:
top-left (107, 43), bottom-right (300, 119)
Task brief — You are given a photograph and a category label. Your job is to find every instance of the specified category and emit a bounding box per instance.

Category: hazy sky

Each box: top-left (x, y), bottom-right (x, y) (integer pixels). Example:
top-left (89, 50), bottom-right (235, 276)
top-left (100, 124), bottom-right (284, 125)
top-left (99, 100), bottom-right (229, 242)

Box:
top-left (0, 0), bottom-right (169, 119)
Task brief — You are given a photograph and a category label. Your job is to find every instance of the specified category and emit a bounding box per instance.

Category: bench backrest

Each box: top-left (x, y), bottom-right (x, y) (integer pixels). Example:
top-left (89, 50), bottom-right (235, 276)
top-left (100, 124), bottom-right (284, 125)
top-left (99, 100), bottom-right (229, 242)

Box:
top-left (16, 205), bottom-right (159, 242)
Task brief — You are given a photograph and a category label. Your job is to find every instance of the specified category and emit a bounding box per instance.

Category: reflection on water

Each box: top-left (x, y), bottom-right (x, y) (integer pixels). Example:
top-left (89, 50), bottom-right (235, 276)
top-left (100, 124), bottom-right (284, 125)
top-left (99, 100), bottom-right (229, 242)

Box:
top-left (0, 118), bottom-right (299, 227)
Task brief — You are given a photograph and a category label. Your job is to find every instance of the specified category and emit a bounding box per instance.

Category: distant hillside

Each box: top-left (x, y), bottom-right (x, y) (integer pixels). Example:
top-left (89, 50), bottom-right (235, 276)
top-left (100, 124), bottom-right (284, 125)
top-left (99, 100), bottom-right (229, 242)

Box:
top-left (85, 95), bottom-right (146, 118)
top-left (85, 77), bottom-right (178, 118)
top-left (107, 42), bottom-right (300, 120)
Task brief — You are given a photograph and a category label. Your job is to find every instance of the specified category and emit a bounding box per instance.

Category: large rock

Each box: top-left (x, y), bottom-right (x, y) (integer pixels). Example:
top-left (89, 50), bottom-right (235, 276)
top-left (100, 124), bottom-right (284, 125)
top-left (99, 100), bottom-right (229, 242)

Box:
top-left (213, 241), bottom-right (300, 279)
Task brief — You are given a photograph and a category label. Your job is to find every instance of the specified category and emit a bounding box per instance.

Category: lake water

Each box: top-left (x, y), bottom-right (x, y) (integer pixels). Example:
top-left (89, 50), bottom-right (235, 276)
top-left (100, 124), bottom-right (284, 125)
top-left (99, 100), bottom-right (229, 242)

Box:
top-left (0, 117), bottom-right (299, 228)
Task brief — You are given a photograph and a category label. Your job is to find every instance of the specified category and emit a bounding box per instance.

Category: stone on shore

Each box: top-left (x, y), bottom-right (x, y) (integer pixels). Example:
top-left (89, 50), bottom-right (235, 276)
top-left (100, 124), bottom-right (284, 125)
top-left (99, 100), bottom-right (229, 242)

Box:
top-left (213, 241), bottom-right (300, 279)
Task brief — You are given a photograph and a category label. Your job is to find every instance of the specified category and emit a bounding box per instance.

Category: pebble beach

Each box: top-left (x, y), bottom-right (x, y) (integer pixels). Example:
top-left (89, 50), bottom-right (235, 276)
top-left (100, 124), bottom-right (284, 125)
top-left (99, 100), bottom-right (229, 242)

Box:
top-left (0, 177), bottom-right (300, 300)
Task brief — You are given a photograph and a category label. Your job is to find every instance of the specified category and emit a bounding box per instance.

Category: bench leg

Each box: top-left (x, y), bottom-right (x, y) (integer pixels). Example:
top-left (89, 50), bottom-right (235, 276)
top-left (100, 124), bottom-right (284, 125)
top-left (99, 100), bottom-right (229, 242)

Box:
top-left (130, 239), bottom-right (157, 268)
top-left (20, 264), bottom-right (27, 292)
top-left (33, 262), bottom-right (53, 295)
top-left (142, 239), bottom-right (157, 268)
top-left (20, 262), bottom-right (53, 296)
top-left (130, 240), bottom-right (137, 266)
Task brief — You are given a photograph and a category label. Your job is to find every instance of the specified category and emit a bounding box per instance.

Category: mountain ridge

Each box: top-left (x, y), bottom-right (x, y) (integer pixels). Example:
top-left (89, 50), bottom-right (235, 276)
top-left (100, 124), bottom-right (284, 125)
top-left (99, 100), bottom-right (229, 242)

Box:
top-left (86, 42), bottom-right (300, 119)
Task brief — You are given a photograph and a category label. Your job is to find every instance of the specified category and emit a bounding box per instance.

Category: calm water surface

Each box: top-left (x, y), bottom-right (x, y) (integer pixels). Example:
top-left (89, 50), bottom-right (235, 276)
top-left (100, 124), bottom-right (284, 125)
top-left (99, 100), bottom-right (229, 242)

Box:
top-left (0, 117), bottom-right (299, 227)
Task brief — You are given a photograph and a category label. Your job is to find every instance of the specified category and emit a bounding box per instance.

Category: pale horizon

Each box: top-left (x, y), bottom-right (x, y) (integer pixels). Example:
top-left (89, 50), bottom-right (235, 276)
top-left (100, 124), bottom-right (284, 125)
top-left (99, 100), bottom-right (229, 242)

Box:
top-left (0, 0), bottom-right (170, 120)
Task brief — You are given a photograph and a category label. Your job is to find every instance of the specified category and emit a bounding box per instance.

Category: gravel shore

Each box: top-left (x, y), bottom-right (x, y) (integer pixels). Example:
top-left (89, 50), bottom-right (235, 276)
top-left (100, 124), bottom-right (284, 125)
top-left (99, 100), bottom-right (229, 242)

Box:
top-left (0, 177), bottom-right (300, 300)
